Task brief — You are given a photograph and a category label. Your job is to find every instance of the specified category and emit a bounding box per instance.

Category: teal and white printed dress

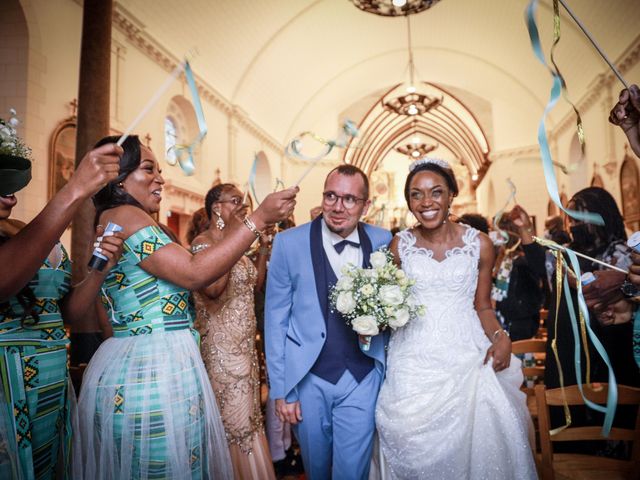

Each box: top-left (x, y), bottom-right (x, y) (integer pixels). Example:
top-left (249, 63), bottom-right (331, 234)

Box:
top-left (76, 225), bottom-right (233, 479)
top-left (0, 243), bottom-right (75, 480)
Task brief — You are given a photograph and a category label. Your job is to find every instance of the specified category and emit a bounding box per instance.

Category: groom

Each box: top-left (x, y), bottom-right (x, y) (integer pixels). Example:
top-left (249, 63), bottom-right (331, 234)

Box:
top-left (265, 164), bottom-right (392, 479)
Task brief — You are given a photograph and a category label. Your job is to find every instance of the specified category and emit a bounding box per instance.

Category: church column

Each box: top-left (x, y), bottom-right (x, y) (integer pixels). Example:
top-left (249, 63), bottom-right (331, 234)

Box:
top-left (71, 0), bottom-right (113, 281)
top-left (69, 0), bottom-right (113, 364)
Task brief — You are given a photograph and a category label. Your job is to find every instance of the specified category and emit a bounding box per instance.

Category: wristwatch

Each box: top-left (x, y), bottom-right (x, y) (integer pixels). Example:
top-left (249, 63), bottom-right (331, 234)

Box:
top-left (620, 279), bottom-right (640, 301)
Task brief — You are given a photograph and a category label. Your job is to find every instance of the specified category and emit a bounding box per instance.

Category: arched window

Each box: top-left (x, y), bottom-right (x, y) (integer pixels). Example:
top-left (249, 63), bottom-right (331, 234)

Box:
top-left (164, 116), bottom-right (178, 165)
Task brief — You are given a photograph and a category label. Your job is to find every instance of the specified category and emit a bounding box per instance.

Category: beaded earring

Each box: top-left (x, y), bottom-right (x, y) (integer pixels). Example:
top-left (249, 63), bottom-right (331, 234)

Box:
top-left (214, 211), bottom-right (225, 230)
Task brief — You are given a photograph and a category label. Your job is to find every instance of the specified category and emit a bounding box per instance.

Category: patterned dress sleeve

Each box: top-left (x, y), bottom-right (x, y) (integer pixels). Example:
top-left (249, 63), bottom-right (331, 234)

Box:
top-left (122, 225), bottom-right (174, 265)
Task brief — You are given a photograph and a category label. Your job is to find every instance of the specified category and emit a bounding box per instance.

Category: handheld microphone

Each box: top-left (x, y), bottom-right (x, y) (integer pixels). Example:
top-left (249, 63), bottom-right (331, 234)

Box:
top-left (88, 222), bottom-right (123, 271)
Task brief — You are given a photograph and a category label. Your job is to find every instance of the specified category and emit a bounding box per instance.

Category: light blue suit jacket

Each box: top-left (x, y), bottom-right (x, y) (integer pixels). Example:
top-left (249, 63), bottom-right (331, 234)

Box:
top-left (265, 216), bottom-right (392, 401)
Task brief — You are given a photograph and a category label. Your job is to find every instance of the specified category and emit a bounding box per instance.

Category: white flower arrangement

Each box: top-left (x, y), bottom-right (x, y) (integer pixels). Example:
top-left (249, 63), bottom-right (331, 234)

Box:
top-left (0, 109), bottom-right (32, 160)
top-left (329, 248), bottom-right (424, 350)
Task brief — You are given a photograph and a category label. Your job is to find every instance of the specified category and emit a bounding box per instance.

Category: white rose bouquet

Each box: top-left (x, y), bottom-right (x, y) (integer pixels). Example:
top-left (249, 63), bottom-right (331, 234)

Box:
top-left (329, 248), bottom-right (424, 350)
top-left (0, 109), bottom-right (31, 160)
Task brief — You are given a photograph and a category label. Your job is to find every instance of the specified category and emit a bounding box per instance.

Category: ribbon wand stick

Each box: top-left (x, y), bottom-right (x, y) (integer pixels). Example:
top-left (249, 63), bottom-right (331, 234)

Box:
top-left (534, 236), bottom-right (629, 274)
top-left (558, 0), bottom-right (629, 89)
top-left (117, 49), bottom-right (197, 147)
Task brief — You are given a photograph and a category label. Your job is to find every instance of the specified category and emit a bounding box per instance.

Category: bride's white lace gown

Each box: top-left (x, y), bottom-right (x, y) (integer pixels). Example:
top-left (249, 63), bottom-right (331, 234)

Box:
top-left (374, 227), bottom-right (537, 479)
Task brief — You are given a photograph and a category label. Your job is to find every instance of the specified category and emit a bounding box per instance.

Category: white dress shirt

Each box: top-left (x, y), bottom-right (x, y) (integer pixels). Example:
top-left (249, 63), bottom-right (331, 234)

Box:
top-left (321, 219), bottom-right (362, 280)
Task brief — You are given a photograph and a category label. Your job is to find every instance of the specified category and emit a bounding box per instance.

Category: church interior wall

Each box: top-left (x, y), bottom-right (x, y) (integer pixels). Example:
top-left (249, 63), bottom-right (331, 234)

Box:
top-left (5, 0), bottom-right (640, 241)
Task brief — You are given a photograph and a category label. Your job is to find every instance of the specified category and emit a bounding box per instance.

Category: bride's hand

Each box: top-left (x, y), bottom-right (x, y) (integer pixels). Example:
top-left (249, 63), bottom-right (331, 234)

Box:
top-left (484, 334), bottom-right (512, 372)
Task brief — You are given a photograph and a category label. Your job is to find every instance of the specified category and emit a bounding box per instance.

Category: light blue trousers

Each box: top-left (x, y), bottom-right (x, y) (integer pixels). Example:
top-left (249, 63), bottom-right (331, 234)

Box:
top-left (293, 369), bottom-right (382, 480)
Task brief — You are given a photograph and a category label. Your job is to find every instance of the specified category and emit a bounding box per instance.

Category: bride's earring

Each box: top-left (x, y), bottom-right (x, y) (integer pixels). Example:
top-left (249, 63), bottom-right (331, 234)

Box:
top-left (214, 211), bottom-right (225, 230)
top-left (443, 206), bottom-right (450, 224)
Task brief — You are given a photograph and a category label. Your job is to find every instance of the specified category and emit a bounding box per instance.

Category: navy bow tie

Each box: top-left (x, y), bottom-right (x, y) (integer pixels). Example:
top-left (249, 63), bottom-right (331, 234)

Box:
top-left (334, 239), bottom-right (360, 254)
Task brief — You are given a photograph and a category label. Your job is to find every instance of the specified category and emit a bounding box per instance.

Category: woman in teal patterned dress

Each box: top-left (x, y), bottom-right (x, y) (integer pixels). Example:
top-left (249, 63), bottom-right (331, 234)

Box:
top-left (72, 135), bottom-right (297, 479)
top-left (0, 145), bottom-right (123, 480)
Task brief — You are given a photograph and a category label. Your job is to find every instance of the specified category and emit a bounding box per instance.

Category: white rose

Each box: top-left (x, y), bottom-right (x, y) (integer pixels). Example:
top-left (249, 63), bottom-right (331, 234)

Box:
top-left (360, 284), bottom-right (375, 297)
top-left (336, 291), bottom-right (356, 314)
top-left (395, 269), bottom-right (406, 280)
top-left (336, 276), bottom-right (353, 291)
top-left (370, 251), bottom-right (387, 269)
top-left (351, 315), bottom-right (379, 335)
top-left (364, 269), bottom-right (378, 279)
top-left (380, 285), bottom-right (403, 306)
top-left (341, 263), bottom-right (356, 275)
top-left (388, 308), bottom-right (410, 329)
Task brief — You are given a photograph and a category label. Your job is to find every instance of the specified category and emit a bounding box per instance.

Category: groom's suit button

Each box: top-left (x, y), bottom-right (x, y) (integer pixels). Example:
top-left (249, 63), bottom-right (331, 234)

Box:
top-left (321, 332), bottom-right (325, 338)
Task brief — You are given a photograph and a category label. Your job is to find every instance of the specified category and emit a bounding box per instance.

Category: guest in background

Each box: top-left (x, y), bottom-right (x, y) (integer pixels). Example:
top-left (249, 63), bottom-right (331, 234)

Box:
top-left (186, 207), bottom-right (209, 246)
top-left (192, 183), bottom-right (276, 480)
top-left (609, 84), bottom-right (640, 158)
top-left (511, 190), bottom-right (640, 452)
top-left (72, 135), bottom-right (297, 479)
top-left (492, 214), bottom-right (543, 341)
top-left (0, 143), bottom-right (122, 480)
top-left (458, 212), bottom-right (490, 234)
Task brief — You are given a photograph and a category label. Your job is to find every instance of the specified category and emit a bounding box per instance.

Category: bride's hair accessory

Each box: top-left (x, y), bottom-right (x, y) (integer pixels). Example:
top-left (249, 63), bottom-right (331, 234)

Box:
top-left (408, 157), bottom-right (451, 172)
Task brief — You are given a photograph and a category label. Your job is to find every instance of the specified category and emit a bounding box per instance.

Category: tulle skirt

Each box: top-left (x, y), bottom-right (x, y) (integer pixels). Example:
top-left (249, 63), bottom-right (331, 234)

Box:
top-left (75, 329), bottom-right (233, 479)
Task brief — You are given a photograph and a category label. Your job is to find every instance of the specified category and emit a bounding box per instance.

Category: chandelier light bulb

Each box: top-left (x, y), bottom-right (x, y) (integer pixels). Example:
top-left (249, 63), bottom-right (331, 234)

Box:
top-left (471, 173), bottom-right (479, 181)
top-left (412, 136), bottom-right (421, 144)
top-left (392, 0), bottom-right (408, 6)
top-left (407, 104), bottom-right (418, 115)
top-left (411, 150), bottom-right (420, 157)
top-left (406, 85), bottom-right (416, 94)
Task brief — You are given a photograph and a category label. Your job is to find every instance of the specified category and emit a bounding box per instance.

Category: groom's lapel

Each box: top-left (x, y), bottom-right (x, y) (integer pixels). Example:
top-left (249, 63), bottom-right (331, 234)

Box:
top-left (358, 222), bottom-right (373, 269)
top-left (310, 216), bottom-right (329, 322)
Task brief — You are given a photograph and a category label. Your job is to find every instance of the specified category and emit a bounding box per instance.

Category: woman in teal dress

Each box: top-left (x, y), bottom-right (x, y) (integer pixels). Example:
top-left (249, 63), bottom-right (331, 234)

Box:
top-left (0, 144), bottom-right (123, 480)
top-left (72, 135), bottom-right (297, 479)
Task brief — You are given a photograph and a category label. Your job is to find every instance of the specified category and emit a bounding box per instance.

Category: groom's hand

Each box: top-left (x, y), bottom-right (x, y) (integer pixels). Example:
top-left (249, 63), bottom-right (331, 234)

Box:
top-left (275, 398), bottom-right (302, 425)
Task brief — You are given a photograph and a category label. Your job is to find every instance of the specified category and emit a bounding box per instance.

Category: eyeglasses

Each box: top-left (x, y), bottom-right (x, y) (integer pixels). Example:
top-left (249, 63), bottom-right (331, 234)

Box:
top-left (216, 197), bottom-right (244, 206)
top-left (322, 191), bottom-right (365, 209)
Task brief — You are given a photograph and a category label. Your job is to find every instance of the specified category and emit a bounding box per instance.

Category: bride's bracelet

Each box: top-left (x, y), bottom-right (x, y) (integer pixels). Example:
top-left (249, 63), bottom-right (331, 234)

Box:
top-left (492, 328), bottom-right (509, 343)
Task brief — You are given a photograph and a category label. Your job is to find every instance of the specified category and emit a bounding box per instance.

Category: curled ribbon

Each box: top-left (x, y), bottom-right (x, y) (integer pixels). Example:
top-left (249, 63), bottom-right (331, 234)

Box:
top-left (525, 0), bottom-right (603, 226)
top-left (493, 178), bottom-right (517, 242)
top-left (285, 119), bottom-right (360, 162)
top-left (535, 236), bottom-right (618, 436)
top-left (168, 61), bottom-right (208, 176)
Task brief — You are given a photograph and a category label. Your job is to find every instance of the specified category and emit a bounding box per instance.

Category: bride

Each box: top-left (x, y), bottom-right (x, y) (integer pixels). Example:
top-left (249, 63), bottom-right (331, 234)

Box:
top-left (372, 158), bottom-right (537, 479)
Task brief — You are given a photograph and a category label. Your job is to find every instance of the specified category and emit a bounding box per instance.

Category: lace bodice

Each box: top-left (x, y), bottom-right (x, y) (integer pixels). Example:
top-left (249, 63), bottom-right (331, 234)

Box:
top-left (393, 226), bottom-right (487, 350)
top-left (374, 226), bottom-right (537, 479)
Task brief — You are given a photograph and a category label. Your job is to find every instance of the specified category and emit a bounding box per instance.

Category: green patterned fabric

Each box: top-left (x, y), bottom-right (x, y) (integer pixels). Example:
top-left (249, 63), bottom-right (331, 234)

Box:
top-left (87, 225), bottom-right (212, 478)
top-left (0, 244), bottom-right (73, 480)
top-left (101, 226), bottom-right (194, 339)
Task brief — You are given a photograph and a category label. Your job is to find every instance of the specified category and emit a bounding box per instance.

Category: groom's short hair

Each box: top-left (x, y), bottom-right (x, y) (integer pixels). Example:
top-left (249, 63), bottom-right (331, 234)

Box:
top-left (325, 164), bottom-right (369, 200)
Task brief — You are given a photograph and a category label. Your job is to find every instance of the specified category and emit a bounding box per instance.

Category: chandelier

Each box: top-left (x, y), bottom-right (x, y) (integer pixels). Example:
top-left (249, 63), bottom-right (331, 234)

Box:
top-left (350, 0), bottom-right (441, 17)
top-left (395, 121), bottom-right (438, 158)
top-left (380, 15), bottom-right (442, 116)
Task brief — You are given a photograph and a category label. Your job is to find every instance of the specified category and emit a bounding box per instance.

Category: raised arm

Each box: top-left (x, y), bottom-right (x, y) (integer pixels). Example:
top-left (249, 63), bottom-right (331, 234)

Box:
top-left (0, 143), bottom-right (122, 301)
top-left (103, 188), bottom-right (297, 291)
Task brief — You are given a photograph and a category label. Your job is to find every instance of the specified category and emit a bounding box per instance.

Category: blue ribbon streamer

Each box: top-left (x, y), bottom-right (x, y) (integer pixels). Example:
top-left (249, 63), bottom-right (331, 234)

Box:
top-left (493, 178), bottom-right (517, 242)
top-left (171, 61), bottom-right (208, 176)
top-left (285, 119), bottom-right (360, 162)
top-left (561, 249), bottom-right (617, 436)
top-left (525, 1), bottom-right (603, 226)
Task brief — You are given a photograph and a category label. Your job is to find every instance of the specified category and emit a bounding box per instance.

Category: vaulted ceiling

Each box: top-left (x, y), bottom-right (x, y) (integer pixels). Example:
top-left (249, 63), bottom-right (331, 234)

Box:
top-left (117, 0), bottom-right (639, 160)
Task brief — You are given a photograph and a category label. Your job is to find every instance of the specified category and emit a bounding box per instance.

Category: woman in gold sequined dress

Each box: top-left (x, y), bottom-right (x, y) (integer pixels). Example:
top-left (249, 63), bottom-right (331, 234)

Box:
top-left (192, 183), bottom-right (275, 480)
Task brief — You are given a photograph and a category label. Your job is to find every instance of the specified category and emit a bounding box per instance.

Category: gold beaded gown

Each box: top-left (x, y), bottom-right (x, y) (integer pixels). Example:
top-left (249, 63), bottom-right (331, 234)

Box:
top-left (192, 247), bottom-right (275, 480)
